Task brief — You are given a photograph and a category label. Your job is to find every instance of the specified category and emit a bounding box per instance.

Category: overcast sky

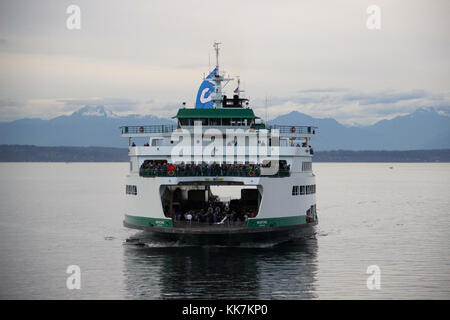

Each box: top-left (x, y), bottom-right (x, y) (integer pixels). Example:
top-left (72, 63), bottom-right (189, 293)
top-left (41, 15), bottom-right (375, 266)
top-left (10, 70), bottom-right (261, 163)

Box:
top-left (0, 0), bottom-right (449, 125)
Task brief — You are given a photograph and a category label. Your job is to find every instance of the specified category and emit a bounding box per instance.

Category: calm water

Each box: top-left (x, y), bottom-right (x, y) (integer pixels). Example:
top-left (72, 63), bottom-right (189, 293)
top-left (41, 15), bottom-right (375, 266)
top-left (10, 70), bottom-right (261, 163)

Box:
top-left (0, 163), bottom-right (449, 299)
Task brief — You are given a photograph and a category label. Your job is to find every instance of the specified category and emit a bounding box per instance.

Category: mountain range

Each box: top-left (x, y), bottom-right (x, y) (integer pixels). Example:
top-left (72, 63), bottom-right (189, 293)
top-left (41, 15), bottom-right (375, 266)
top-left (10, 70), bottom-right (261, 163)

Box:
top-left (0, 106), bottom-right (173, 148)
top-left (0, 105), bottom-right (449, 150)
top-left (268, 107), bottom-right (450, 150)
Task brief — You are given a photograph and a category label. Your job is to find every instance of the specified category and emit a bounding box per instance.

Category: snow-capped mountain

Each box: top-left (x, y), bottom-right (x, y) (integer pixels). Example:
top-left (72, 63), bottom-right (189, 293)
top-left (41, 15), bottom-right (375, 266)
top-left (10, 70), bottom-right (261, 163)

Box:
top-left (71, 105), bottom-right (118, 118)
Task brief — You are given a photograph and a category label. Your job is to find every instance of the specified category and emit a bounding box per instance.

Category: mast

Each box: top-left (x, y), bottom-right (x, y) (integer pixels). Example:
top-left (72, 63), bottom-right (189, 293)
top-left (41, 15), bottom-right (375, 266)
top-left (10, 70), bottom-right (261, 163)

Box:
top-left (212, 42), bottom-right (233, 109)
top-left (214, 42), bottom-right (220, 75)
top-left (213, 42), bottom-right (222, 109)
top-left (265, 96), bottom-right (268, 123)
top-left (234, 76), bottom-right (244, 97)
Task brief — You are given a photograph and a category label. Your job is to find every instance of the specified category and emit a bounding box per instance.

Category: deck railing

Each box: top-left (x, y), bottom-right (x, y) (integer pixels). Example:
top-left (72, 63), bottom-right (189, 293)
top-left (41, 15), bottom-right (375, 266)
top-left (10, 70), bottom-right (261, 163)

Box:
top-left (266, 125), bottom-right (316, 135)
top-left (121, 124), bottom-right (316, 135)
top-left (139, 168), bottom-right (290, 178)
top-left (121, 125), bottom-right (177, 134)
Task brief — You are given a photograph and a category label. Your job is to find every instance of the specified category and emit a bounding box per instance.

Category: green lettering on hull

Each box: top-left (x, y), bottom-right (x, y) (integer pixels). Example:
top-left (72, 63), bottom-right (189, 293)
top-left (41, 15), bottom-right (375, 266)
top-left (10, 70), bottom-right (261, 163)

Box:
top-left (125, 214), bottom-right (173, 228)
top-left (246, 215), bottom-right (307, 228)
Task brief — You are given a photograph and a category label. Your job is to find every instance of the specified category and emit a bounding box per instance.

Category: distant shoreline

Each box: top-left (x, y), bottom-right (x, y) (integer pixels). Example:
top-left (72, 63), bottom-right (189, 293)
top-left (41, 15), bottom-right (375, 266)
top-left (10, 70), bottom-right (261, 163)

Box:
top-left (1, 145), bottom-right (449, 163)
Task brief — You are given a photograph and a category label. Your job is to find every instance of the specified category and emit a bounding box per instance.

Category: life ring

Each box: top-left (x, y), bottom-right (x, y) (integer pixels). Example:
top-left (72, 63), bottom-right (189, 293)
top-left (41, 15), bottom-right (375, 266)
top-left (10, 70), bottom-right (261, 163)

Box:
top-left (168, 169), bottom-right (175, 176)
top-left (248, 170), bottom-right (255, 177)
top-left (139, 126), bottom-right (144, 133)
top-left (290, 126), bottom-right (296, 133)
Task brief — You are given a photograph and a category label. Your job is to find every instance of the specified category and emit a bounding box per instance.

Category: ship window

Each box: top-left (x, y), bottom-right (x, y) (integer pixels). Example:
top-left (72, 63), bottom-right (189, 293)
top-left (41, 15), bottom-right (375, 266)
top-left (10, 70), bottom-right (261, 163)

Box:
top-left (151, 138), bottom-right (163, 146)
top-left (126, 185), bottom-right (137, 195)
top-left (302, 162), bottom-right (312, 171)
top-left (300, 185), bottom-right (306, 195)
top-left (292, 185), bottom-right (316, 196)
top-left (292, 185), bottom-right (317, 196)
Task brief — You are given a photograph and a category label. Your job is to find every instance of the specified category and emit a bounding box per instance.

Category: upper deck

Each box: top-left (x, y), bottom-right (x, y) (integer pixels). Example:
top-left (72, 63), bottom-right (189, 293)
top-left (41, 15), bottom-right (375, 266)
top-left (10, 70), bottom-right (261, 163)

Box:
top-left (120, 124), bottom-right (316, 138)
top-left (120, 107), bottom-right (316, 139)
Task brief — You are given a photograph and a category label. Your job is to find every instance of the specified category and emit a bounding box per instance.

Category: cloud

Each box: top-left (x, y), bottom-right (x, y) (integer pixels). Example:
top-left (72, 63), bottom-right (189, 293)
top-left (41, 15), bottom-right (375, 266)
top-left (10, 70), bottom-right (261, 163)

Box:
top-left (0, 1), bottom-right (449, 125)
top-left (251, 89), bottom-right (450, 126)
top-left (0, 98), bottom-right (22, 108)
top-left (1, 88), bottom-right (449, 125)
top-left (297, 88), bottom-right (347, 94)
top-left (56, 98), bottom-right (141, 112)
top-left (0, 97), bottom-right (185, 122)
top-left (340, 89), bottom-right (428, 105)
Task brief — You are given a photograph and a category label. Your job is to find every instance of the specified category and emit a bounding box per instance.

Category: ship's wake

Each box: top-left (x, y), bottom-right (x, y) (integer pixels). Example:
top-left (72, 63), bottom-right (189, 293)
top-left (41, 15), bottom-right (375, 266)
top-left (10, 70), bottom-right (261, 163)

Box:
top-left (123, 231), bottom-right (315, 249)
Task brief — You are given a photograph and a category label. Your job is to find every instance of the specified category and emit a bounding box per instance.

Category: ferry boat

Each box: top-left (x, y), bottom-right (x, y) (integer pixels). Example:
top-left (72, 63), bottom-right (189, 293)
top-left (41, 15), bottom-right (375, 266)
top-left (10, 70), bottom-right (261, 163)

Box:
top-left (121, 43), bottom-right (318, 245)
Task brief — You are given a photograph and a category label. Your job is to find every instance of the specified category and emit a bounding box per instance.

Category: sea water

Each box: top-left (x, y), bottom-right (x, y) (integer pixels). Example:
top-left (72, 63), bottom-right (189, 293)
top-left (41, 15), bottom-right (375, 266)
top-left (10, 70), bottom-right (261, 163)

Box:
top-left (0, 162), bottom-right (448, 299)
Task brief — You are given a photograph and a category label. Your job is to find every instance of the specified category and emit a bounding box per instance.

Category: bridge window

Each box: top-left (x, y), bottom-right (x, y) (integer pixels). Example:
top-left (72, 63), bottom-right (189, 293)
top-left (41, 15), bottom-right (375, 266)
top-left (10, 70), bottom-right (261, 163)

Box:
top-left (126, 185), bottom-right (137, 195)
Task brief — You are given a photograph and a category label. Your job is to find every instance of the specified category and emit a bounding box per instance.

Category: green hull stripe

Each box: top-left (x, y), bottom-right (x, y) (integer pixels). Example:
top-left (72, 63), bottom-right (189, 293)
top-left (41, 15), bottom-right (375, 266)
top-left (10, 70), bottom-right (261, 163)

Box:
top-left (246, 216), bottom-right (307, 228)
top-left (125, 214), bottom-right (173, 228)
top-left (125, 214), bottom-right (307, 229)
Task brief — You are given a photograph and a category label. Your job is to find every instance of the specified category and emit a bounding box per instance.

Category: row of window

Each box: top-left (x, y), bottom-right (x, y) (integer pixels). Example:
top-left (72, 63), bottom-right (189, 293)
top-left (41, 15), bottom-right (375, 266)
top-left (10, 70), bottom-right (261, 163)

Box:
top-left (179, 118), bottom-right (254, 126)
top-left (126, 185), bottom-right (137, 195)
top-left (292, 184), bottom-right (316, 196)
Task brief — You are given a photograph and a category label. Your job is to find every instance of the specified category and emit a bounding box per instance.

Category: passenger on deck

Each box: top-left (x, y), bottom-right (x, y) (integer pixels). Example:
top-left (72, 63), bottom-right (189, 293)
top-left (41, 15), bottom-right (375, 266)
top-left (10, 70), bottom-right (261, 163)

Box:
top-left (176, 208), bottom-right (183, 221)
top-left (230, 210), bottom-right (237, 224)
top-left (224, 207), bottom-right (232, 224)
top-left (140, 160), bottom-right (290, 177)
top-left (201, 209), bottom-right (206, 219)
top-left (185, 211), bottom-right (192, 223)
top-left (214, 206), bottom-right (222, 222)
top-left (199, 209), bottom-right (206, 222)
top-left (207, 207), bottom-right (214, 223)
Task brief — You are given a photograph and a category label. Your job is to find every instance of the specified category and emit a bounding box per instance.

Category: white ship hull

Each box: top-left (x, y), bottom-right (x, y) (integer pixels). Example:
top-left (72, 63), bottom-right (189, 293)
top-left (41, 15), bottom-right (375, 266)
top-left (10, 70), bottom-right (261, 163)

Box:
top-left (124, 172), bottom-right (317, 245)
